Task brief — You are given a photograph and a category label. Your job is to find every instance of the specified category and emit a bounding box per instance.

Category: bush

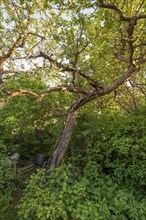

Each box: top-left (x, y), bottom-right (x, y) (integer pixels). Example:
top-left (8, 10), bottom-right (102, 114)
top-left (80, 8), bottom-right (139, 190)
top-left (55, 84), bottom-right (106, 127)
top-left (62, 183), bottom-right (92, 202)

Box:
top-left (70, 107), bottom-right (146, 187)
top-left (0, 141), bottom-right (14, 213)
top-left (18, 165), bottom-right (146, 220)
top-left (83, 109), bottom-right (146, 189)
top-left (18, 107), bottom-right (146, 219)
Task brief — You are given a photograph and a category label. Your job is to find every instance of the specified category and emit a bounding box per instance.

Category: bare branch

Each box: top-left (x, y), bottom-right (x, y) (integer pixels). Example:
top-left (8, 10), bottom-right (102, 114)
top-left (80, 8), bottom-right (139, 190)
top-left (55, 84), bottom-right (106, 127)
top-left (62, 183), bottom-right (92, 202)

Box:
top-left (129, 80), bottom-right (146, 96)
top-left (38, 86), bottom-right (87, 101)
top-left (5, 35), bottom-right (26, 59)
top-left (77, 42), bottom-right (89, 55)
top-left (126, 16), bottom-right (138, 64)
top-left (6, 90), bottom-right (39, 103)
top-left (5, 85), bottom-right (88, 104)
top-left (98, 1), bottom-right (146, 65)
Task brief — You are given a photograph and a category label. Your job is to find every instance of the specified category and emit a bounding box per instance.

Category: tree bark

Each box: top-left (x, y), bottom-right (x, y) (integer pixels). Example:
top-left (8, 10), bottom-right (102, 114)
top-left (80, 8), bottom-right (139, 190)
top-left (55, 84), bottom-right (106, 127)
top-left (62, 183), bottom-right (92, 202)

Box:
top-left (49, 111), bottom-right (77, 169)
top-left (48, 92), bottom-right (98, 169)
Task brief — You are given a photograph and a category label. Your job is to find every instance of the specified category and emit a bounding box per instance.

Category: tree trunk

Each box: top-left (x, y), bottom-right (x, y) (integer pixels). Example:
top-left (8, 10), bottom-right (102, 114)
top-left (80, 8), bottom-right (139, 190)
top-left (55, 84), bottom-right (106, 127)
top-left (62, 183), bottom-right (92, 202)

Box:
top-left (49, 111), bottom-right (76, 169)
top-left (48, 65), bottom-right (138, 169)
top-left (48, 93), bottom-right (96, 169)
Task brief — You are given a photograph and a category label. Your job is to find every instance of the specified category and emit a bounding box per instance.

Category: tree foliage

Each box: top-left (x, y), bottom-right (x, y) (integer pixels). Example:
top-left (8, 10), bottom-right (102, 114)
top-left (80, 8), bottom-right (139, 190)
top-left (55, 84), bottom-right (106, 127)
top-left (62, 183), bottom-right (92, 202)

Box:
top-left (0, 1), bottom-right (146, 218)
top-left (0, 0), bottom-right (146, 165)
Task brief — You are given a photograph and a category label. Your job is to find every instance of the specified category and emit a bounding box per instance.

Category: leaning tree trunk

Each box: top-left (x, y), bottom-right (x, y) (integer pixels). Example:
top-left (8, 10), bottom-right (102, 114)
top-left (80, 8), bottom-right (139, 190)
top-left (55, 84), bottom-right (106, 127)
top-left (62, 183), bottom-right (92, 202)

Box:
top-left (49, 110), bottom-right (77, 169)
top-left (48, 93), bottom-right (96, 169)
top-left (48, 65), bottom-right (138, 169)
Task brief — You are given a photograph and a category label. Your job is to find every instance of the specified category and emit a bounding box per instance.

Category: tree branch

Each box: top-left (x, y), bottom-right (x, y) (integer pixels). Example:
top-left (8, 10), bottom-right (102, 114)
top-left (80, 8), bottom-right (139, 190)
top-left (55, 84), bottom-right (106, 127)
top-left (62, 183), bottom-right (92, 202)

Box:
top-left (6, 90), bottom-right (39, 102)
top-left (1, 70), bottom-right (30, 75)
top-left (4, 35), bottom-right (26, 59)
top-left (0, 32), bottom-right (28, 72)
top-left (98, 0), bottom-right (146, 21)
top-left (135, 0), bottom-right (145, 13)
top-left (98, 2), bottom-right (144, 66)
top-left (137, 14), bottom-right (146, 19)
top-left (28, 32), bottom-right (45, 39)
top-left (5, 85), bottom-right (88, 104)
top-left (38, 52), bottom-right (104, 89)
top-left (98, 0), bottom-right (130, 21)
top-left (114, 54), bottom-right (129, 63)
top-left (70, 65), bottom-right (139, 111)
top-left (103, 65), bottom-right (139, 94)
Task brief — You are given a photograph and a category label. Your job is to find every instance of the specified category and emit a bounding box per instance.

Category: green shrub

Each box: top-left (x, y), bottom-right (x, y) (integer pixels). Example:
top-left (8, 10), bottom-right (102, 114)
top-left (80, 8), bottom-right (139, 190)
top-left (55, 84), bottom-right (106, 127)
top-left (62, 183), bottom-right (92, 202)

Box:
top-left (83, 110), bottom-right (146, 189)
top-left (69, 107), bottom-right (146, 187)
top-left (18, 108), bottom-right (146, 219)
top-left (0, 141), bottom-right (14, 213)
top-left (18, 165), bottom-right (146, 220)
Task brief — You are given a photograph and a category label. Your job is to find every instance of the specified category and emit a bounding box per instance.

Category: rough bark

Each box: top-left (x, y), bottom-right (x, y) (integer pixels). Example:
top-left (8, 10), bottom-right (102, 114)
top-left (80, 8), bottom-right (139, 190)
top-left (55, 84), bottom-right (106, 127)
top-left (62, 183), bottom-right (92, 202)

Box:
top-left (49, 111), bottom-right (76, 169)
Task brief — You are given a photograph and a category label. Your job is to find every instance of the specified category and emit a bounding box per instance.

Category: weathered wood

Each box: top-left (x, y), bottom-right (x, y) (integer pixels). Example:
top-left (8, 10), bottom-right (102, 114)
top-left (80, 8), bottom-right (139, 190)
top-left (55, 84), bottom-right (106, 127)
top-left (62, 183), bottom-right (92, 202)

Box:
top-left (17, 163), bottom-right (38, 178)
top-left (49, 111), bottom-right (76, 169)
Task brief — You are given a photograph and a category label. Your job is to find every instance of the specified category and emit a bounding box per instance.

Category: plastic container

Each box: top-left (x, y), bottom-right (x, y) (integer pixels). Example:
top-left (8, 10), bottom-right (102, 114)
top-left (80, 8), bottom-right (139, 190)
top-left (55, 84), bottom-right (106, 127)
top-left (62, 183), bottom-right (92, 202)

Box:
top-left (34, 153), bottom-right (48, 165)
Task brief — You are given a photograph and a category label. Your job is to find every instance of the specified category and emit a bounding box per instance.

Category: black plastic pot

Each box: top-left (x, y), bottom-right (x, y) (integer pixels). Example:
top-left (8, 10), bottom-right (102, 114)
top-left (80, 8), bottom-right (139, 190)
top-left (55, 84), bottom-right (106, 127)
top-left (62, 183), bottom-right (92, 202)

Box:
top-left (34, 153), bottom-right (49, 165)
